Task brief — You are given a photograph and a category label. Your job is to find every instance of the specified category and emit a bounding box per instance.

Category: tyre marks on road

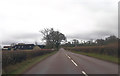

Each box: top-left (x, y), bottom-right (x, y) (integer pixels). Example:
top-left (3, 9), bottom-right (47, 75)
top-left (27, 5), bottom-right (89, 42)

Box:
top-left (65, 54), bottom-right (88, 76)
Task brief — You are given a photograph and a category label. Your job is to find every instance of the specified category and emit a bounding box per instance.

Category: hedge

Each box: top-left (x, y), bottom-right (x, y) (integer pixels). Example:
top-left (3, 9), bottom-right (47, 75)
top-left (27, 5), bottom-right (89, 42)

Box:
top-left (2, 49), bottom-right (55, 68)
top-left (64, 43), bottom-right (118, 57)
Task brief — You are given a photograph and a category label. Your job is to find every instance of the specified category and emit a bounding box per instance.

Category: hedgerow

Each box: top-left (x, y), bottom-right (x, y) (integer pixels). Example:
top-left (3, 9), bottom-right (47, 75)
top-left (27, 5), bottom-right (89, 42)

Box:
top-left (64, 43), bottom-right (118, 57)
top-left (2, 49), bottom-right (55, 68)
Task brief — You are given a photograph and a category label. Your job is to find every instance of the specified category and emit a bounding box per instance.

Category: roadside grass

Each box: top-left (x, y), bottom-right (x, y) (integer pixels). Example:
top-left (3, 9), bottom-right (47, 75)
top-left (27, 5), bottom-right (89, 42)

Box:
top-left (3, 51), bottom-right (57, 74)
top-left (69, 50), bottom-right (118, 64)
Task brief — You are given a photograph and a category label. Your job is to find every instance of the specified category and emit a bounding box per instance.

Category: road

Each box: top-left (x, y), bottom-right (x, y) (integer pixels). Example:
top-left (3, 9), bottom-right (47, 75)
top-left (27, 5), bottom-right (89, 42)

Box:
top-left (25, 48), bottom-right (118, 74)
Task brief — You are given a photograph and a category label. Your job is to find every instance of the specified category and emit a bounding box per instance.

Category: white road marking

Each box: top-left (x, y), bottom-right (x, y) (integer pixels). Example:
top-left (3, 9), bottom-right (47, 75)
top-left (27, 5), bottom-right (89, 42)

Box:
top-left (66, 54), bottom-right (78, 66)
top-left (67, 55), bottom-right (71, 59)
top-left (66, 54), bottom-right (71, 59)
top-left (66, 54), bottom-right (68, 57)
top-left (65, 53), bottom-right (88, 75)
top-left (71, 60), bottom-right (78, 66)
top-left (82, 71), bottom-right (88, 76)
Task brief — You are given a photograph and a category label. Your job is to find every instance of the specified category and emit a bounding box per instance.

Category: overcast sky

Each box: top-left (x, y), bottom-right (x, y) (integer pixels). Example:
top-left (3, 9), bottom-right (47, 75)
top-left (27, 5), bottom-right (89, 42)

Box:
top-left (0, 0), bottom-right (119, 46)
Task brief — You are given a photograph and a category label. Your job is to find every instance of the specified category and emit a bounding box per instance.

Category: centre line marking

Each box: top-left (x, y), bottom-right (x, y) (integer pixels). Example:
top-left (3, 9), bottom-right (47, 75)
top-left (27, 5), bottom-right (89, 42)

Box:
top-left (66, 54), bottom-right (68, 57)
top-left (82, 71), bottom-right (88, 76)
top-left (66, 54), bottom-right (68, 56)
top-left (66, 54), bottom-right (71, 59)
top-left (71, 60), bottom-right (78, 66)
top-left (67, 55), bottom-right (71, 59)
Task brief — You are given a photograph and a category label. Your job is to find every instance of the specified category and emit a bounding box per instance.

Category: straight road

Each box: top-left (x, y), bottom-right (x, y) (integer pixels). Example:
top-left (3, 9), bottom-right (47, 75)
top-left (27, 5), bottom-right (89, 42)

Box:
top-left (25, 48), bottom-right (118, 74)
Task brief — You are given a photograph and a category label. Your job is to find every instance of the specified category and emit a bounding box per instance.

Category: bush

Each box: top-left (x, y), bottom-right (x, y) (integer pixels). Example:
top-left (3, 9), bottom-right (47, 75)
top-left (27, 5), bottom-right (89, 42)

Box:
top-left (33, 46), bottom-right (41, 51)
top-left (2, 49), bottom-right (55, 68)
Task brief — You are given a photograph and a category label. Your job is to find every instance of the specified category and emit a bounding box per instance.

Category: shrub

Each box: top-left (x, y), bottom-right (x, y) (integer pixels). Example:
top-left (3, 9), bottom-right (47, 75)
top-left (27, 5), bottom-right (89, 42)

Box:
top-left (33, 46), bottom-right (41, 51)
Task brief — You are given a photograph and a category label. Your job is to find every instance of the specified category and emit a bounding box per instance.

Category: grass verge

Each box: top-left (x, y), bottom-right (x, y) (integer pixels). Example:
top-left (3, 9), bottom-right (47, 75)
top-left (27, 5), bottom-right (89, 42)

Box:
top-left (3, 51), bottom-right (57, 74)
top-left (70, 50), bottom-right (118, 64)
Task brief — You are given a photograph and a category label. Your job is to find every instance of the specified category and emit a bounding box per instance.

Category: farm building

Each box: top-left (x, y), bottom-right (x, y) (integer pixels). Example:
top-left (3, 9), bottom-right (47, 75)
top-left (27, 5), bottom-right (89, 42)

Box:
top-left (2, 43), bottom-right (46, 51)
top-left (37, 45), bottom-right (45, 49)
top-left (13, 44), bottom-right (35, 50)
top-left (2, 46), bottom-right (12, 50)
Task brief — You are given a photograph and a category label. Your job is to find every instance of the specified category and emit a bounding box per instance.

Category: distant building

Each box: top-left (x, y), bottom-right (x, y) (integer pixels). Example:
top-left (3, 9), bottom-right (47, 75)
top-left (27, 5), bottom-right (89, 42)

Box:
top-left (2, 46), bottom-right (12, 50)
top-left (37, 45), bottom-right (45, 49)
top-left (2, 44), bottom-right (46, 51)
top-left (13, 44), bottom-right (35, 50)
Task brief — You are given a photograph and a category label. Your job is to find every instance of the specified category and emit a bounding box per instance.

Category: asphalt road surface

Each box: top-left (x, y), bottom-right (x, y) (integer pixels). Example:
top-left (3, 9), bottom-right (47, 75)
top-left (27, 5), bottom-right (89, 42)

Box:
top-left (25, 48), bottom-right (118, 74)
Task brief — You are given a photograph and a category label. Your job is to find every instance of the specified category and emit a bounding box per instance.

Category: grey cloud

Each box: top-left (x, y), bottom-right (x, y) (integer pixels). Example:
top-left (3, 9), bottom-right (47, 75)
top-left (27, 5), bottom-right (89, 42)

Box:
top-left (1, 32), bottom-right (42, 45)
top-left (66, 30), bottom-right (115, 40)
top-left (2, 41), bottom-right (18, 45)
top-left (12, 33), bottom-right (41, 39)
top-left (0, 0), bottom-right (118, 45)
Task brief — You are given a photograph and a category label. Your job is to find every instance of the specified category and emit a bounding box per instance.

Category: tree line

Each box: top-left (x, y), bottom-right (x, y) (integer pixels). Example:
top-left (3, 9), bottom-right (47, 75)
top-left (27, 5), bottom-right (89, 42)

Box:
top-left (62, 35), bottom-right (119, 47)
top-left (41, 28), bottom-right (118, 49)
